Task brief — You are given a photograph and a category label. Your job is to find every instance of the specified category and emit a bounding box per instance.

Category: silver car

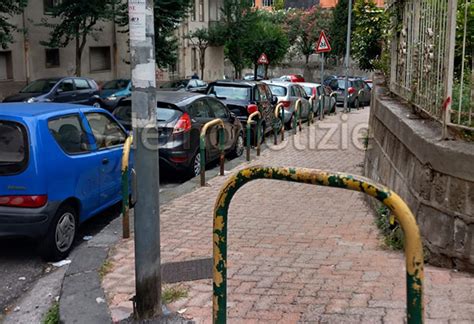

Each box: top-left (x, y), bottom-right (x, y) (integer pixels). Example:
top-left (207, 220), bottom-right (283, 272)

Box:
top-left (263, 81), bottom-right (312, 129)
top-left (297, 82), bottom-right (336, 114)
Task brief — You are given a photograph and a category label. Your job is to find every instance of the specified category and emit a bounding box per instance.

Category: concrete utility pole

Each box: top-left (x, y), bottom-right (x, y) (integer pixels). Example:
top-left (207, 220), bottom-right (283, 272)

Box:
top-left (343, 0), bottom-right (353, 113)
top-left (128, 0), bottom-right (161, 319)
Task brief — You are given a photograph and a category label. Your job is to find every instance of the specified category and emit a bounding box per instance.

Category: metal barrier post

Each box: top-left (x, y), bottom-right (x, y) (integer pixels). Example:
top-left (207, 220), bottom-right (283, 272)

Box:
top-left (330, 92), bottom-right (338, 115)
top-left (213, 166), bottom-right (424, 324)
top-left (309, 95), bottom-right (316, 125)
top-left (245, 111), bottom-right (261, 161)
top-left (319, 95), bottom-right (324, 120)
top-left (200, 119), bottom-right (225, 186)
top-left (256, 119), bottom-right (261, 156)
top-left (294, 99), bottom-right (302, 134)
top-left (274, 104), bottom-right (285, 142)
top-left (121, 136), bottom-right (133, 239)
top-left (219, 127), bottom-right (225, 176)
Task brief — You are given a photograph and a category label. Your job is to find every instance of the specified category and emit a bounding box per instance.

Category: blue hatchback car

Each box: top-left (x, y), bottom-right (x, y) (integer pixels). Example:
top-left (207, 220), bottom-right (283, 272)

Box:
top-left (0, 103), bottom-right (129, 260)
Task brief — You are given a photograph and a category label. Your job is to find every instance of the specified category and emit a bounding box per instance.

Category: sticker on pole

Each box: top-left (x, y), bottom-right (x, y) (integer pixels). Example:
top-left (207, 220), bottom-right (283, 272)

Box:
top-left (128, 0), bottom-right (146, 42)
top-left (315, 31), bottom-right (331, 53)
top-left (257, 53), bottom-right (269, 65)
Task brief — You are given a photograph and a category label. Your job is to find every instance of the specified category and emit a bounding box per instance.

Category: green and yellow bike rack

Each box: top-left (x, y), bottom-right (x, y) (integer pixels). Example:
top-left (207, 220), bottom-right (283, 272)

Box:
top-left (319, 94), bottom-right (325, 120)
top-left (330, 91), bottom-right (338, 115)
top-left (293, 99), bottom-right (302, 134)
top-left (273, 103), bottom-right (285, 145)
top-left (308, 95), bottom-right (316, 126)
top-left (212, 166), bottom-right (424, 324)
top-left (200, 119), bottom-right (225, 187)
top-left (246, 111), bottom-right (261, 161)
top-left (121, 135), bottom-right (133, 239)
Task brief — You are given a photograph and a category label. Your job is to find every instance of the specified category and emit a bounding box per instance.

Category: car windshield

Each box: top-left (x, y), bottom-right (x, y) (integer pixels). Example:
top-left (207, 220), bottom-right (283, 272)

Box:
top-left (20, 79), bottom-right (58, 94)
top-left (0, 121), bottom-right (28, 175)
top-left (337, 80), bottom-right (350, 89)
top-left (102, 79), bottom-right (129, 90)
top-left (114, 104), bottom-right (178, 123)
top-left (160, 80), bottom-right (189, 89)
top-left (211, 86), bottom-right (251, 100)
top-left (268, 85), bottom-right (287, 96)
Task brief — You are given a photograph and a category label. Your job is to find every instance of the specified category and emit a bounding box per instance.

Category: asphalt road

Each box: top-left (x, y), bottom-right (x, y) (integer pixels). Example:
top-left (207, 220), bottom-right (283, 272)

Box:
top-left (0, 174), bottom-right (185, 318)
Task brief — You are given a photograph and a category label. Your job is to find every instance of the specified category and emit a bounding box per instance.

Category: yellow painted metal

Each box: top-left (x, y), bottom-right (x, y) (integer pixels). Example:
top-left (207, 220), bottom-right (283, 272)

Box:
top-left (308, 95), bottom-right (316, 124)
top-left (247, 111), bottom-right (261, 157)
top-left (121, 136), bottom-right (133, 239)
top-left (294, 99), bottom-right (302, 132)
top-left (213, 166), bottom-right (424, 323)
top-left (201, 118), bottom-right (225, 138)
top-left (274, 103), bottom-right (285, 142)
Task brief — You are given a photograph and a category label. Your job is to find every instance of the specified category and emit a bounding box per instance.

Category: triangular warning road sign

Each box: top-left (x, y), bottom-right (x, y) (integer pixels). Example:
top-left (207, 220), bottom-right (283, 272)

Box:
top-left (257, 53), bottom-right (269, 65)
top-left (315, 31), bottom-right (331, 53)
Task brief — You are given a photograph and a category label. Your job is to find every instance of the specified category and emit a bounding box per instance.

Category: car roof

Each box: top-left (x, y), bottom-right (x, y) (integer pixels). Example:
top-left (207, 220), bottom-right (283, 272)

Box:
top-left (155, 91), bottom-right (206, 105)
top-left (297, 82), bottom-right (321, 87)
top-left (0, 103), bottom-right (100, 118)
top-left (210, 80), bottom-right (259, 87)
top-left (264, 81), bottom-right (293, 87)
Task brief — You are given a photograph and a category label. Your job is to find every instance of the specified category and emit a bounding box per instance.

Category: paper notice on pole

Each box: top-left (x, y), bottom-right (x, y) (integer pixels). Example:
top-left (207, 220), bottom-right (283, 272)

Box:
top-left (129, 0), bottom-right (146, 42)
top-left (132, 61), bottom-right (156, 88)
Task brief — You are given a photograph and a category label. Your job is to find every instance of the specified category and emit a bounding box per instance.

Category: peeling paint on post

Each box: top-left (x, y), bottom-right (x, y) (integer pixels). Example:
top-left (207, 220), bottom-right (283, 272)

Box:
top-left (213, 166), bottom-right (424, 324)
top-left (128, 0), bottom-right (161, 319)
top-left (294, 99), bottom-right (302, 134)
top-left (245, 111), bottom-right (261, 162)
top-left (200, 119), bottom-right (225, 186)
top-left (121, 136), bottom-right (133, 239)
top-left (274, 104), bottom-right (285, 142)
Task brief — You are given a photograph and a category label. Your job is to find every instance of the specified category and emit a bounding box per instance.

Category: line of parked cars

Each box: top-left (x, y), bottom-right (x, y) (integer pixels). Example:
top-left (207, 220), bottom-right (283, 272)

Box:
top-left (0, 73), bottom-right (370, 260)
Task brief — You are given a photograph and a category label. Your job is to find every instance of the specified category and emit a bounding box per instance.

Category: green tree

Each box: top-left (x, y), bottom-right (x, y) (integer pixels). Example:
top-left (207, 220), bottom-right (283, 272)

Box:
top-left (273, 0), bottom-right (285, 11)
top-left (352, 0), bottom-right (388, 70)
top-left (285, 6), bottom-right (332, 64)
top-left (185, 26), bottom-right (225, 79)
top-left (41, 0), bottom-right (121, 76)
top-left (0, 0), bottom-right (28, 49)
top-left (243, 18), bottom-right (289, 78)
top-left (221, 0), bottom-right (257, 78)
top-left (329, 0), bottom-right (354, 58)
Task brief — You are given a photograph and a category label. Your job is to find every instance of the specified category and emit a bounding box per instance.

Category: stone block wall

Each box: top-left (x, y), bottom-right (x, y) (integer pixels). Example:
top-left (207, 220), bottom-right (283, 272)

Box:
top-left (364, 78), bottom-right (474, 272)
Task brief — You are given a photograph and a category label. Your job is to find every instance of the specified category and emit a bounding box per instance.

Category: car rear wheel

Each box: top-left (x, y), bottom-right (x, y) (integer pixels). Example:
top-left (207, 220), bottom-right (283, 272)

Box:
top-left (229, 132), bottom-right (244, 158)
top-left (353, 98), bottom-right (360, 109)
top-left (39, 204), bottom-right (77, 261)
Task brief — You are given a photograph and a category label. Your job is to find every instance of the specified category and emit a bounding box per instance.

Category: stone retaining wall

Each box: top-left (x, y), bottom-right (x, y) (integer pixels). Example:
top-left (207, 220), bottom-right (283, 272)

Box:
top-left (364, 78), bottom-right (474, 272)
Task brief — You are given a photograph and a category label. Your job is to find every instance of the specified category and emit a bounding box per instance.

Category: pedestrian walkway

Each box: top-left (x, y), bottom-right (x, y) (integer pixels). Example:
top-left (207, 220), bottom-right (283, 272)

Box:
top-left (102, 108), bottom-right (474, 323)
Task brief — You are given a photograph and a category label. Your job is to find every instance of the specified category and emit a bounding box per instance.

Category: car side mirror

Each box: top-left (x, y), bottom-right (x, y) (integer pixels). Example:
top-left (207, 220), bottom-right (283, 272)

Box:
top-left (271, 95), bottom-right (278, 105)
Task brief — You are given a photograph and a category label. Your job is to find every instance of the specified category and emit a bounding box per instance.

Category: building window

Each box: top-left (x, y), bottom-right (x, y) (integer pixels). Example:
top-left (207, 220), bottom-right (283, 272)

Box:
top-left (44, 0), bottom-right (61, 14)
top-left (0, 51), bottom-right (13, 80)
top-left (199, 0), bottom-right (204, 21)
top-left (45, 49), bottom-right (60, 68)
top-left (89, 46), bottom-right (111, 72)
top-left (191, 48), bottom-right (198, 72)
top-left (262, 0), bottom-right (274, 6)
top-left (191, 0), bottom-right (196, 21)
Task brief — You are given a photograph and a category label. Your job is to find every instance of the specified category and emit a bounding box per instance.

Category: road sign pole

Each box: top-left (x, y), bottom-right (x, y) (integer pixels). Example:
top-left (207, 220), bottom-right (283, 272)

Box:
top-left (343, 0), bottom-right (353, 113)
top-left (128, 0), bottom-right (162, 320)
top-left (320, 52), bottom-right (325, 120)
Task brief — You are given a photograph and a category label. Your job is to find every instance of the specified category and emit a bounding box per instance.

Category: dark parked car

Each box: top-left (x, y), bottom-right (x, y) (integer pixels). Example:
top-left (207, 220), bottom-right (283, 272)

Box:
top-left (113, 92), bottom-right (244, 177)
top-left (326, 77), bottom-right (371, 108)
top-left (99, 79), bottom-right (131, 111)
top-left (159, 79), bottom-right (208, 93)
top-left (206, 80), bottom-right (278, 143)
top-left (3, 77), bottom-right (101, 107)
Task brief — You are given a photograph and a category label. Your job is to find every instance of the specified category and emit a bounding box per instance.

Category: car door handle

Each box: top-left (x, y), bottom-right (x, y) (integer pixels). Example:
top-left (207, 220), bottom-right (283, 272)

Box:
top-left (102, 158), bottom-right (109, 165)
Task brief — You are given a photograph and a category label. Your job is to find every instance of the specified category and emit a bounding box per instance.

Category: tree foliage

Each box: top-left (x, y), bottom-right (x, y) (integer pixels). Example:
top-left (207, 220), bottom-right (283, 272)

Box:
top-left (185, 26), bottom-right (225, 79)
top-left (41, 0), bottom-right (120, 76)
top-left (352, 0), bottom-right (388, 70)
top-left (220, 0), bottom-right (257, 78)
top-left (329, 0), bottom-right (354, 58)
top-left (454, 0), bottom-right (473, 79)
top-left (285, 6), bottom-right (332, 63)
top-left (0, 0), bottom-right (28, 49)
top-left (242, 18), bottom-right (289, 78)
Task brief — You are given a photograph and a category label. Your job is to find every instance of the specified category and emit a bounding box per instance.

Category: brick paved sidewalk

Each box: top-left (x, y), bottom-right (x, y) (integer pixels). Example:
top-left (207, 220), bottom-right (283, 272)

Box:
top-left (102, 108), bottom-right (474, 323)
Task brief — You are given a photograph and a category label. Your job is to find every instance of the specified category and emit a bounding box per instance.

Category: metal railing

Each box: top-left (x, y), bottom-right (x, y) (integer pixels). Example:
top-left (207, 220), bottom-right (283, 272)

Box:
top-left (121, 136), bottom-right (133, 239)
top-left (293, 99), bottom-right (302, 133)
top-left (246, 111), bottom-right (261, 161)
top-left (274, 103), bottom-right (285, 143)
top-left (389, 0), bottom-right (473, 134)
top-left (200, 119), bottom-right (225, 186)
top-left (212, 166), bottom-right (424, 324)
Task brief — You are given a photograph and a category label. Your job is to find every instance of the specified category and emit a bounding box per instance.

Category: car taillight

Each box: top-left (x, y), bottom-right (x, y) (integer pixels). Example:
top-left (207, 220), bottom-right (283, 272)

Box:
top-left (348, 87), bottom-right (356, 95)
top-left (312, 87), bottom-right (317, 97)
top-left (247, 104), bottom-right (258, 115)
top-left (280, 101), bottom-right (291, 109)
top-left (0, 195), bottom-right (48, 208)
top-left (173, 113), bottom-right (192, 134)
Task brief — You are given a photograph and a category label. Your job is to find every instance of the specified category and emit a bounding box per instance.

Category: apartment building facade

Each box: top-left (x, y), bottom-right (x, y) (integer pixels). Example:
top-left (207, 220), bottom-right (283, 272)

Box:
top-left (0, 0), bottom-right (224, 97)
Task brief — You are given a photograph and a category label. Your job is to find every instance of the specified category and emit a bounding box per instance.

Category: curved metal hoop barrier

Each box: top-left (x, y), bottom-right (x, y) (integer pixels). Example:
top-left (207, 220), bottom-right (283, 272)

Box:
top-left (213, 166), bottom-right (424, 324)
top-left (121, 136), bottom-right (133, 239)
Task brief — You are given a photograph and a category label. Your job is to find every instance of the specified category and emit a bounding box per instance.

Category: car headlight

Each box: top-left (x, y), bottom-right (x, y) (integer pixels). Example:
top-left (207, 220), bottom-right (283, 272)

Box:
top-left (106, 96), bottom-right (118, 101)
top-left (26, 97), bottom-right (37, 103)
